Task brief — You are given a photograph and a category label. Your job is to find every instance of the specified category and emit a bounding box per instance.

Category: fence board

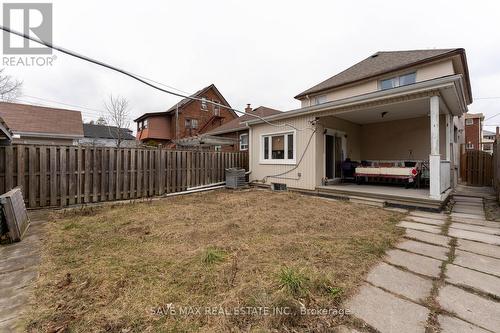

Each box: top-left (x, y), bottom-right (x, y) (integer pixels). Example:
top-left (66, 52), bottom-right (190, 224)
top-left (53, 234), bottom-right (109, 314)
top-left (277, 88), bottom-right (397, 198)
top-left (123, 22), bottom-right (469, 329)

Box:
top-left (0, 144), bottom-right (248, 208)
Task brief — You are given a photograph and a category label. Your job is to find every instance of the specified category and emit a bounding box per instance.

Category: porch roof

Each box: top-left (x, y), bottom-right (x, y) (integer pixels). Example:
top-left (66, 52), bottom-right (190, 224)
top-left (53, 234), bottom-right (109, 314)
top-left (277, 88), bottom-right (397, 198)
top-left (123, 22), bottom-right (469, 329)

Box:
top-left (246, 75), bottom-right (468, 126)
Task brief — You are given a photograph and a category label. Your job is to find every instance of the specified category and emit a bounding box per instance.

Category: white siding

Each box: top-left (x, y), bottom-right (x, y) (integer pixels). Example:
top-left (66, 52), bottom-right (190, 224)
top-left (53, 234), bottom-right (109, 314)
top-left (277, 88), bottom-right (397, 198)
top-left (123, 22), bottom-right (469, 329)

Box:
top-left (249, 115), bottom-right (318, 190)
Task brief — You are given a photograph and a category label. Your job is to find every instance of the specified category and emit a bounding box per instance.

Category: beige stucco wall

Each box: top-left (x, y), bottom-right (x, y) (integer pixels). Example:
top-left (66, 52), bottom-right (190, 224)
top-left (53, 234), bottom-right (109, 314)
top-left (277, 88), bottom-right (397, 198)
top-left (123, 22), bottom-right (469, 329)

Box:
top-left (300, 60), bottom-right (456, 107)
top-left (249, 114), bottom-right (318, 190)
top-left (360, 115), bottom-right (447, 161)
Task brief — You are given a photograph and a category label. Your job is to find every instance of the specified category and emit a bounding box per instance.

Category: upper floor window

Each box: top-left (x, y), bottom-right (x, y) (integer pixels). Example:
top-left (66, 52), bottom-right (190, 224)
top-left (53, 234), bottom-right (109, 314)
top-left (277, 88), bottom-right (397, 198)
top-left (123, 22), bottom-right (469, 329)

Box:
top-left (185, 118), bottom-right (198, 129)
top-left (380, 72), bottom-right (416, 90)
top-left (261, 131), bottom-right (296, 164)
top-left (313, 95), bottom-right (328, 105)
top-left (240, 133), bottom-right (249, 151)
top-left (465, 119), bottom-right (474, 126)
top-left (466, 142), bottom-right (474, 150)
top-left (213, 100), bottom-right (220, 116)
top-left (201, 98), bottom-right (208, 110)
top-left (137, 119), bottom-right (148, 131)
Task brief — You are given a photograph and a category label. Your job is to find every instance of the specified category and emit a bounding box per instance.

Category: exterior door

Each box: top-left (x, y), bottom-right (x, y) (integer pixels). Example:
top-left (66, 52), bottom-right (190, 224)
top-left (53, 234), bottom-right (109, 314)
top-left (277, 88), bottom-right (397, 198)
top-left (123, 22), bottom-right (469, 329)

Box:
top-left (325, 134), bottom-right (343, 179)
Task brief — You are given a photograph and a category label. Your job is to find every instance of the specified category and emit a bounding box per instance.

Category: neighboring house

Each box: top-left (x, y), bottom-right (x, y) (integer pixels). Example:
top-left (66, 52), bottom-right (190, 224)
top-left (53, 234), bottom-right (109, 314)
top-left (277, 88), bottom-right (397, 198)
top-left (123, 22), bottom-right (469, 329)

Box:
top-left (0, 115), bottom-right (12, 145)
top-left (204, 104), bottom-right (282, 152)
top-left (464, 113), bottom-right (484, 150)
top-left (482, 129), bottom-right (495, 154)
top-left (0, 102), bottom-right (83, 145)
top-left (134, 84), bottom-right (237, 147)
top-left (80, 123), bottom-right (137, 147)
top-left (245, 49), bottom-right (472, 208)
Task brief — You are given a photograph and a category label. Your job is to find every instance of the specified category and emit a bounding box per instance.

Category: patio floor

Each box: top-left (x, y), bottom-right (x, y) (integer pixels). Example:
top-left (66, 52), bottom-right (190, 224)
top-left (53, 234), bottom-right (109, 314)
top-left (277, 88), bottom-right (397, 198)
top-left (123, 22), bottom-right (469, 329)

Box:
top-left (316, 183), bottom-right (450, 210)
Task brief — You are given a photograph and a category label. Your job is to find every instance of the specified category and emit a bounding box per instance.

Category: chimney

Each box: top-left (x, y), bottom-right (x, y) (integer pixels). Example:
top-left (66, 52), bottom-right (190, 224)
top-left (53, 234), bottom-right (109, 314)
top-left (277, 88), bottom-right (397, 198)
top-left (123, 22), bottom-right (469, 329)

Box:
top-left (245, 104), bottom-right (252, 113)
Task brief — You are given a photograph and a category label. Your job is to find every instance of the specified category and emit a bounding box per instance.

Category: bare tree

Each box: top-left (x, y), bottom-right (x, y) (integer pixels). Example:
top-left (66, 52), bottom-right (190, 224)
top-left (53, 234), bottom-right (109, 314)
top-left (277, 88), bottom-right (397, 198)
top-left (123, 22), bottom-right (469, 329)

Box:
top-left (104, 94), bottom-right (130, 148)
top-left (95, 116), bottom-right (107, 125)
top-left (0, 68), bottom-right (22, 101)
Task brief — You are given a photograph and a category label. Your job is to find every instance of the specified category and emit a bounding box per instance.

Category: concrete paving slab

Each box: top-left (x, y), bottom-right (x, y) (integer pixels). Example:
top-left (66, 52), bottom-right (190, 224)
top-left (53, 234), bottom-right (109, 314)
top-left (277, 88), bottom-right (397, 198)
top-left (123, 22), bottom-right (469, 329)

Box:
top-left (366, 262), bottom-right (433, 302)
top-left (437, 285), bottom-right (500, 332)
top-left (438, 315), bottom-right (490, 333)
top-left (405, 229), bottom-right (451, 247)
top-left (346, 284), bottom-right (429, 333)
top-left (451, 217), bottom-right (500, 228)
top-left (410, 211), bottom-right (447, 220)
top-left (397, 240), bottom-right (448, 260)
top-left (446, 264), bottom-right (500, 298)
top-left (454, 250), bottom-right (500, 277)
top-left (398, 221), bottom-right (442, 234)
top-left (457, 239), bottom-right (500, 259)
top-left (453, 206), bottom-right (486, 215)
top-left (450, 222), bottom-right (500, 235)
top-left (406, 216), bottom-right (445, 226)
top-left (386, 249), bottom-right (442, 277)
top-left (453, 195), bottom-right (484, 202)
top-left (451, 212), bottom-right (486, 220)
top-left (448, 228), bottom-right (500, 246)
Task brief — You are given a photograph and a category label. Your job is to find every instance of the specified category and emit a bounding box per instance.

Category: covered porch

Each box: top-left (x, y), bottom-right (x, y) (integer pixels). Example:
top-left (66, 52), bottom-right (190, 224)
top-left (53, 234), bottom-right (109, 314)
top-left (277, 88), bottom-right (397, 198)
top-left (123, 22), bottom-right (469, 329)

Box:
top-left (313, 81), bottom-right (467, 209)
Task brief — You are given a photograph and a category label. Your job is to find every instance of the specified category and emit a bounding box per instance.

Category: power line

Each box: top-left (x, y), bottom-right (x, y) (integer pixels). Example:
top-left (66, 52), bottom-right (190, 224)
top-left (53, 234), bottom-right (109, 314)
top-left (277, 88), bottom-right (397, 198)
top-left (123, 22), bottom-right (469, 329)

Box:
top-left (476, 97), bottom-right (500, 100)
top-left (0, 25), bottom-right (310, 132)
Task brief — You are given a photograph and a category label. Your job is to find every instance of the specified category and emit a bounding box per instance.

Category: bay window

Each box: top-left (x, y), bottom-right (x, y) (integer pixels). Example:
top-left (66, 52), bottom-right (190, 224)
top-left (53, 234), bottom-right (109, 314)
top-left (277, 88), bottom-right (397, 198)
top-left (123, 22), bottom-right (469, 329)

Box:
top-left (260, 131), bottom-right (296, 164)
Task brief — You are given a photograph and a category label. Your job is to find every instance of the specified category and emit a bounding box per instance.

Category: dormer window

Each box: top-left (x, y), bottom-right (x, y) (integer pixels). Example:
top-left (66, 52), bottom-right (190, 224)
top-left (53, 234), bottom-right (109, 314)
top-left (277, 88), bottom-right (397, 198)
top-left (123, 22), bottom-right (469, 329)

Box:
top-left (380, 73), bottom-right (416, 90)
top-left (313, 95), bottom-right (327, 105)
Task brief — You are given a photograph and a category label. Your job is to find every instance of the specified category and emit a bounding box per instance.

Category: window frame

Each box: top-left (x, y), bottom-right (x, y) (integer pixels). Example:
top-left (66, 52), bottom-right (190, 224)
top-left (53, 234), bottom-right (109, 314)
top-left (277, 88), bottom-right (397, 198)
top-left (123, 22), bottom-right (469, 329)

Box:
top-left (465, 119), bottom-right (474, 126)
top-left (259, 130), bottom-right (296, 165)
top-left (379, 72), bottom-right (416, 90)
top-left (313, 94), bottom-right (327, 105)
top-left (201, 98), bottom-right (208, 110)
top-left (466, 142), bottom-right (474, 149)
top-left (239, 133), bottom-right (249, 151)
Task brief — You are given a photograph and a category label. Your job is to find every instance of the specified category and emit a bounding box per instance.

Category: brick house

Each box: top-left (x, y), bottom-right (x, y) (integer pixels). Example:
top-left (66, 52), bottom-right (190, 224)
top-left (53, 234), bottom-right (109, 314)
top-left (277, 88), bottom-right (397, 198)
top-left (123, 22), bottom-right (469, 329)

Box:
top-left (204, 104), bottom-right (282, 152)
top-left (464, 113), bottom-right (483, 150)
top-left (134, 84), bottom-right (237, 147)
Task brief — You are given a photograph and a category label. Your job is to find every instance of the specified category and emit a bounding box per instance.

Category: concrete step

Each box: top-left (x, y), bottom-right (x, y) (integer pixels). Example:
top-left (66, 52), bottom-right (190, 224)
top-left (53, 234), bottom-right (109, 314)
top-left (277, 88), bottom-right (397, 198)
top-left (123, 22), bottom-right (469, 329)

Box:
top-left (349, 196), bottom-right (386, 207)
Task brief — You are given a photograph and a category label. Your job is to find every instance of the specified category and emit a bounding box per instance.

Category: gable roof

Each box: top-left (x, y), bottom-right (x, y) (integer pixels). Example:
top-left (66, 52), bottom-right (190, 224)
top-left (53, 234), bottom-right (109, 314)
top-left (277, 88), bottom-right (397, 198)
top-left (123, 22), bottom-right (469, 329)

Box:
top-left (0, 102), bottom-right (83, 138)
top-left (134, 84), bottom-right (235, 122)
top-left (205, 106), bottom-right (282, 135)
top-left (83, 123), bottom-right (135, 140)
top-left (295, 49), bottom-right (471, 101)
top-left (483, 129), bottom-right (495, 136)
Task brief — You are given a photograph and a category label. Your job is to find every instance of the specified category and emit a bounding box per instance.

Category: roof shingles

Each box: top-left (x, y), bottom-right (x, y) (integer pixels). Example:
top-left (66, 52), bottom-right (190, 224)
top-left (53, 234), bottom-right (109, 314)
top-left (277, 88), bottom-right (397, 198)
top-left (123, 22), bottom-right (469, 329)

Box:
top-left (295, 49), bottom-right (464, 98)
top-left (206, 106), bottom-right (282, 135)
top-left (0, 102), bottom-right (83, 137)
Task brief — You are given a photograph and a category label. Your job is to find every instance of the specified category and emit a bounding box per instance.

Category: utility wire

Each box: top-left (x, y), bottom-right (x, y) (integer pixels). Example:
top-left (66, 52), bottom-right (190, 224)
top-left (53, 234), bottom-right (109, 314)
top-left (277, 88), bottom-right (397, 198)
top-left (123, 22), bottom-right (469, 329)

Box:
top-left (0, 25), bottom-right (309, 131)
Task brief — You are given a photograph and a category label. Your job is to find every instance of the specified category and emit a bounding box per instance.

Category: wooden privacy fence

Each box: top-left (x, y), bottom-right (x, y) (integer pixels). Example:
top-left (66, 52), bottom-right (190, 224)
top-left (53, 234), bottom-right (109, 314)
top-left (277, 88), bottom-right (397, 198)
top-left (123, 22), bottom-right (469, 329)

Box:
top-left (460, 149), bottom-right (493, 186)
top-left (0, 145), bottom-right (248, 208)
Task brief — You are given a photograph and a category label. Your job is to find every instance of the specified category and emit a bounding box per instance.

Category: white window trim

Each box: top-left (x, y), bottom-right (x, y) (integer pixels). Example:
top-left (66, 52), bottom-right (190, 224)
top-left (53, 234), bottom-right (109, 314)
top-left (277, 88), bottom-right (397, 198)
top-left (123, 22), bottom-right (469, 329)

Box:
top-left (259, 130), bottom-right (296, 165)
top-left (379, 72), bottom-right (416, 90)
top-left (465, 119), bottom-right (473, 125)
top-left (239, 133), bottom-right (248, 151)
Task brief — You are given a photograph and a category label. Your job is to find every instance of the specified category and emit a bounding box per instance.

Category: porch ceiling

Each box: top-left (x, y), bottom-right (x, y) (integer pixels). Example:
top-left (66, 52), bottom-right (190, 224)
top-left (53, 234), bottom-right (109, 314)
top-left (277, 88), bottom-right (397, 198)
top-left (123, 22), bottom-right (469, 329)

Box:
top-left (331, 97), bottom-right (446, 125)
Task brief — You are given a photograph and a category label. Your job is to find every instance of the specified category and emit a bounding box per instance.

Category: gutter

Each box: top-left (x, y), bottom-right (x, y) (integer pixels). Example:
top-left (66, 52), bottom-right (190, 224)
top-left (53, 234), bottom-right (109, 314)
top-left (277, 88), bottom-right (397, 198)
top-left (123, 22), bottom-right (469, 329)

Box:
top-left (13, 131), bottom-right (84, 139)
top-left (246, 75), bottom-right (466, 125)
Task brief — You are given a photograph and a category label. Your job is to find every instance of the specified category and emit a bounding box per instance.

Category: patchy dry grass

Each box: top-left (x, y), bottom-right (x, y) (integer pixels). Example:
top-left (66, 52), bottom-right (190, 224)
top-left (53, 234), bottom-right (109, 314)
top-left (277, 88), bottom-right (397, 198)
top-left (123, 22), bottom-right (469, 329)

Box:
top-left (26, 189), bottom-right (404, 332)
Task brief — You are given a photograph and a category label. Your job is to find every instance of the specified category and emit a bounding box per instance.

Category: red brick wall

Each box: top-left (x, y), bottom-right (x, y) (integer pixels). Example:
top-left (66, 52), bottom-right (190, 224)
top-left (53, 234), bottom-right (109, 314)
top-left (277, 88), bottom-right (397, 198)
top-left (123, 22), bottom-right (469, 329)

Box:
top-left (465, 117), bottom-right (481, 150)
top-left (137, 86), bottom-right (237, 146)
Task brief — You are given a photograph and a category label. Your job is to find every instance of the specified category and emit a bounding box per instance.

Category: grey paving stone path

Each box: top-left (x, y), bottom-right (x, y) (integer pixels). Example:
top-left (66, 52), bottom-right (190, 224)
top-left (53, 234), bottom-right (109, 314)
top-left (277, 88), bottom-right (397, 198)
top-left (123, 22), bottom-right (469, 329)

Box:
top-left (457, 238), bottom-right (500, 259)
top-left (346, 188), bottom-right (500, 333)
top-left (405, 229), bottom-right (451, 247)
top-left (0, 211), bottom-right (48, 332)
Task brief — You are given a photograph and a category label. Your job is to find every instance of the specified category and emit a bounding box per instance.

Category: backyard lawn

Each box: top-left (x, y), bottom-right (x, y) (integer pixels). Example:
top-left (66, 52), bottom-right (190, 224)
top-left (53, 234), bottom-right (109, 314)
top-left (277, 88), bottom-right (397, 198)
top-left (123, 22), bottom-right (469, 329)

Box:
top-left (26, 189), bottom-right (404, 332)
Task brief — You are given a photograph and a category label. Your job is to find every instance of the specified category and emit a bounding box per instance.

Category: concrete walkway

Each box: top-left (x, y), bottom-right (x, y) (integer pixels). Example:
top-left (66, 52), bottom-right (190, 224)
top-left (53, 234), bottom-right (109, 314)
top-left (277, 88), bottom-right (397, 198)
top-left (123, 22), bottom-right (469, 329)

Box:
top-left (344, 190), bottom-right (500, 333)
top-left (0, 211), bottom-right (48, 332)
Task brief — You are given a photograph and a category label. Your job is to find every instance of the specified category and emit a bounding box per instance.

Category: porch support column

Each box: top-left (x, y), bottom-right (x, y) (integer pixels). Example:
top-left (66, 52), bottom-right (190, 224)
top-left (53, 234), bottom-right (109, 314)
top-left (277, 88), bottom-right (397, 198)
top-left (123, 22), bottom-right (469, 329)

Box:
top-left (429, 95), bottom-right (441, 199)
top-left (445, 113), bottom-right (451, 161)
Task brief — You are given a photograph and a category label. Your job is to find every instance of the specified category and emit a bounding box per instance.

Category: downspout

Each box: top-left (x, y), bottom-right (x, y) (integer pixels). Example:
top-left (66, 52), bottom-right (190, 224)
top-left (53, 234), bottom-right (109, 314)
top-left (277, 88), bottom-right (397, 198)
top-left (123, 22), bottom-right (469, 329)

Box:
top-left (245, 122), bottom-right (252, 176)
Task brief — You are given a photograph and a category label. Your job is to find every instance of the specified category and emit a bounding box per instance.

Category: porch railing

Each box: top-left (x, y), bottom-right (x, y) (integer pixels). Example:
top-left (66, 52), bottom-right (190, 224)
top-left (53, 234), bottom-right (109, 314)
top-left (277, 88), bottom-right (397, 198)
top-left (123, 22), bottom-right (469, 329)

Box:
top-left (440, 160), bottom-right (451, 192)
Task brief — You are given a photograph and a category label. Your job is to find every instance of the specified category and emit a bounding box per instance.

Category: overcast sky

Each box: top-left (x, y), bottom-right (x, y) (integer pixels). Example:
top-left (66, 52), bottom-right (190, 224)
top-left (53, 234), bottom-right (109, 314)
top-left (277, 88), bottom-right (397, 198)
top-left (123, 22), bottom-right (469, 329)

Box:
top-left (3, 0), bottom-right (500, 131)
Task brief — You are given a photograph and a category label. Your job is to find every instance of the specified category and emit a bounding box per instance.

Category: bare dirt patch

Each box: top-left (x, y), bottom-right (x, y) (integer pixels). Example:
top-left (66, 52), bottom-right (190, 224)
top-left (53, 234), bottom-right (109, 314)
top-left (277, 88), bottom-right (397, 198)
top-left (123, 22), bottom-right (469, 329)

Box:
top-left (26, 189), bottom-right (403, 332)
